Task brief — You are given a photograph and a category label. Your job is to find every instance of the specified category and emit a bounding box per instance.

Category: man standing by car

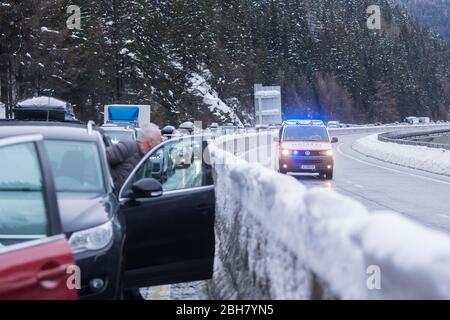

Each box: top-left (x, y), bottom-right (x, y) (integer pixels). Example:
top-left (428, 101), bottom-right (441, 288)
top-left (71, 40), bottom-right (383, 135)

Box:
top-left (106, 123), bottom-right (161, 300)
top-left (106, 123), bottom-right (161, 192)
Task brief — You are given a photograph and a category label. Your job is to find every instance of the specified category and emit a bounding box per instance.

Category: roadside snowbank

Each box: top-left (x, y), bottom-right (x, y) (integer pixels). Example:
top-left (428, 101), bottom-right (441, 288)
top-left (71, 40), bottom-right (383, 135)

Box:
top-left (353, 133), bottom-right (450, 176)
top-left (207, 135), bottom-right (450, 299)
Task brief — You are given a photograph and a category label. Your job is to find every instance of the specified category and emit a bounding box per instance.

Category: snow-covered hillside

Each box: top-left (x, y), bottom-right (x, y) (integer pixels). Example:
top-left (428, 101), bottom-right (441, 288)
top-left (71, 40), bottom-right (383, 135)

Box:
top-left (188, 70), bottom-right (242, 125)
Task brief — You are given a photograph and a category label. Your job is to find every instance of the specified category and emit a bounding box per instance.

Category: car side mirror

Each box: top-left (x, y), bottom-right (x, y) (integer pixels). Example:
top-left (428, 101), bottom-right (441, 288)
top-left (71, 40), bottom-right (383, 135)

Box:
top-left (131, 178), bottom-right (163, 199)
top-left (331, 137), bottom-right (339, 144)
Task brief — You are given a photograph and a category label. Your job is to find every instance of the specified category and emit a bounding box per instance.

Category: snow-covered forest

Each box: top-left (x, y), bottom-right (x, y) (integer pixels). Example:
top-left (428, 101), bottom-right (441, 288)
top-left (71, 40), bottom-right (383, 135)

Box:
top-left (0, 0), bottom-right (449, 125)
top-left (399, 0), bottom-right (450, 40)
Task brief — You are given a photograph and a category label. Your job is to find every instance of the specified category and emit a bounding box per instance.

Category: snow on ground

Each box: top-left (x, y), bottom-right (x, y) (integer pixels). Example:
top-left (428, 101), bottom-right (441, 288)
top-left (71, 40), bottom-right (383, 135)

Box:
top-left (141, 282), bottom-right (207, 300)
top-left (353, 133), bottom-right (450, 176)
top-left (207, 134), bottom-right (450, 299)
top-left (40, 27), bottom-right (59, 34)
top-left (188, 70), bottom-right (242, 125)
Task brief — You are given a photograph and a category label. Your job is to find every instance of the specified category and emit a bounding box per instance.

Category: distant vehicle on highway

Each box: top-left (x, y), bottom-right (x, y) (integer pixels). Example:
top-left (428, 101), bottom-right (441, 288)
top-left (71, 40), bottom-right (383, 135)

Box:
top-left (161, 125), bottom-right (178, 141)
top-left (327, 121), bottom-right (340, 128)
top-left (179, 121), bottom-right (195, 135)
top-left (419, 117), bottom-right (431, 124)
top-left (405, 117), bottom-right (420, 124)
top-left (101, 124), bottom-right (137, 144)
top-left (0, 134), bottom-right (77, 300)
top-left (275, 120), bottom-right (338, 179)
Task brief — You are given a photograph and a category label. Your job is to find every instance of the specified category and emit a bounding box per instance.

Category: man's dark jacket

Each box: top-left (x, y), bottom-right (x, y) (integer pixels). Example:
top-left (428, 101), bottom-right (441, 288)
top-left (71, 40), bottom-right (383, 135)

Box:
top-left (106, 140), bottom-right (143, 191)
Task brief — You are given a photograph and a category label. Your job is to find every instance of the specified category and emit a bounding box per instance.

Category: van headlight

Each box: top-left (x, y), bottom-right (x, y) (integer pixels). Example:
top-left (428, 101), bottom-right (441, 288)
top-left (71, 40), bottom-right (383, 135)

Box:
top-left (320, 150), bottom-right (333, 156)
top-left (69, 221), bottom-right (113, 254)
top-left (281, 149), bottom-right (290, 156)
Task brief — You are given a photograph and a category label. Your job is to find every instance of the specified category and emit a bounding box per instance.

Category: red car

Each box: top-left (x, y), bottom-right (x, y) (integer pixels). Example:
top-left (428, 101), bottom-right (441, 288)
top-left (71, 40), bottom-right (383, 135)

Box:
top-left (0, 134), bottom-right (77, 300)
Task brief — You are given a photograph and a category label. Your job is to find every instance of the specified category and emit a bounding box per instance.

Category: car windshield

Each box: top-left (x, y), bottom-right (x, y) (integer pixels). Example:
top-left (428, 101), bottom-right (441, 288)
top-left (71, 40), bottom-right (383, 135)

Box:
top-left (104, 130), bottom-right (135, 143)
top-left (282, 126), bottom-right (330, 142)
top-left (44, 140), bottom-right (104, 193)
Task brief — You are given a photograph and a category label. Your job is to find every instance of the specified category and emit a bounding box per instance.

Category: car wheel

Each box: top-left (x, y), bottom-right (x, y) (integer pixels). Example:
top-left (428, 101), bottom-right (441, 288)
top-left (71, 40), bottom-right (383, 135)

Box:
top-left (324, 170), bottom-right (333, 180)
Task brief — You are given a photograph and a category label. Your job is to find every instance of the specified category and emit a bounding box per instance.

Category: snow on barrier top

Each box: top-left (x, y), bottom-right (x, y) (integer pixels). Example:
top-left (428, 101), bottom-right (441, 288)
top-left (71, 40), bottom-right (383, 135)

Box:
top-left (207, 134), bottom-right (450, 300)
top-left (354, 133), bottom-right (450, 177)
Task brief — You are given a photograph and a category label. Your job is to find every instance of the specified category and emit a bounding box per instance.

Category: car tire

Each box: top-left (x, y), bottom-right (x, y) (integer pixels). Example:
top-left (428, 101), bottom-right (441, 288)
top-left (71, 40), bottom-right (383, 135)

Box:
top-left (324, 170), bottom-right (333, 180)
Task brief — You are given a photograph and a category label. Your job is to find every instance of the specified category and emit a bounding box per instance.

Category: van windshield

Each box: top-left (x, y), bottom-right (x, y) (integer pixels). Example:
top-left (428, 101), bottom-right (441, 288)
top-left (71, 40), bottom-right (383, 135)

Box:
top-left (282, 126), bottom-right (330, 142)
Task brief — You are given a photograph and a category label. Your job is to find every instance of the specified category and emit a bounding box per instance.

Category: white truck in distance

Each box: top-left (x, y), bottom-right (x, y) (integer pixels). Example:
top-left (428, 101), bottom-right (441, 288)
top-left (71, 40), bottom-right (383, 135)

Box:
top-left (104, 104), bottom-right (151, 128)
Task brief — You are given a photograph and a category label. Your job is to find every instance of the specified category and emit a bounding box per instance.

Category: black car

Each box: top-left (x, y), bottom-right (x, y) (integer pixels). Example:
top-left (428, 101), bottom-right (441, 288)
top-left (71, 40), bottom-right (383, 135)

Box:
top-left (0, 121), bottom-right (215, 299)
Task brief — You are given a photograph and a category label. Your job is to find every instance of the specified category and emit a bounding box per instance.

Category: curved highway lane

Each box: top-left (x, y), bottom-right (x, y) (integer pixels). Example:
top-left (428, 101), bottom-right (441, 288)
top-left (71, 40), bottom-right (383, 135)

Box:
top-left (295, 133), bottom-right (450, 234)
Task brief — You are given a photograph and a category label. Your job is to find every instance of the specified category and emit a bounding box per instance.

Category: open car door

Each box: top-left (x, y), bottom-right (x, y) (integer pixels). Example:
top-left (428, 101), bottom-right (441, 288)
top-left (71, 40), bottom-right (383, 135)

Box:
top-left (119, 135), bottom-right (215, 288)
top-left (0, 135), bottom-right (77, 300)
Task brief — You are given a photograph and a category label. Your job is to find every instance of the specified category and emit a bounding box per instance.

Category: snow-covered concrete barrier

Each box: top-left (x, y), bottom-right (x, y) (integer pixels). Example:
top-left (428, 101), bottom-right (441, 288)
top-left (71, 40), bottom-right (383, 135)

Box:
top-left (207, 135), bottom-right (450, 299)
top-left (353, 133), bottom-right (450, 176)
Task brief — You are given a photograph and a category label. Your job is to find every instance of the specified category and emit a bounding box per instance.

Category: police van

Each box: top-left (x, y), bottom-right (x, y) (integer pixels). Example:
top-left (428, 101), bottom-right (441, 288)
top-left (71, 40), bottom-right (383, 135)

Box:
top-left (276, 120), bottom-right (338, 179)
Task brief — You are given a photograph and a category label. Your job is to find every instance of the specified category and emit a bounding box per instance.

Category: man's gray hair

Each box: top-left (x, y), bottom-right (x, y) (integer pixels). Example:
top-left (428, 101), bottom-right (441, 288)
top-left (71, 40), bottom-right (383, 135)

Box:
top-left (137, 123), bottom-right (160, 142)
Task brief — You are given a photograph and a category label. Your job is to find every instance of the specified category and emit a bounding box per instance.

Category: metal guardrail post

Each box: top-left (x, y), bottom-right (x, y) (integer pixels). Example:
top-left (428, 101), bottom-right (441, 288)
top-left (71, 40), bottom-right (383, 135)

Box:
top-left (257, 134), bottom-right (260, 162)
top-left (245, 136), bottom-right (250, 162)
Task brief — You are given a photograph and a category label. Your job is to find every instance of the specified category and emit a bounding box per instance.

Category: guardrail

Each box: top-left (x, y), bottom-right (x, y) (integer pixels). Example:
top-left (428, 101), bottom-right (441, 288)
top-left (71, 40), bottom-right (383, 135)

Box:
top-left (207, 132), bottom-right (450, 300)
top-left (210, 122), bottom-right (450, 139)
top-left (327, 123), bottom-right (450, 136)
top-left (378, 128), bottom-right (450, 150)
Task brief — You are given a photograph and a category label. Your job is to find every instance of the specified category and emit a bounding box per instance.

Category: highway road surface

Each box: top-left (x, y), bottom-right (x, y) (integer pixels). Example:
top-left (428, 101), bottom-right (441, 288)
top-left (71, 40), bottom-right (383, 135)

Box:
top-left (295, 132), bottom-right (450, 234)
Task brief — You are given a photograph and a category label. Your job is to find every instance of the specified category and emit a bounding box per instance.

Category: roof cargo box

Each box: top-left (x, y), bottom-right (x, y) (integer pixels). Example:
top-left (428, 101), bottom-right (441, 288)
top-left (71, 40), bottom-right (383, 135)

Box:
top-left (14, 96), bottom-right (77, 121)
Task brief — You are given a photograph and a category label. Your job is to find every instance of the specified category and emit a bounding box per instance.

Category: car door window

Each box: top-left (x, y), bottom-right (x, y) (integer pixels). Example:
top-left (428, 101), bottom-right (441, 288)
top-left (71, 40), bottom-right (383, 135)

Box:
top-left (123, 137), bottom-right (207, 195)
top-left (0, 142), bottom-right (48, 247)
